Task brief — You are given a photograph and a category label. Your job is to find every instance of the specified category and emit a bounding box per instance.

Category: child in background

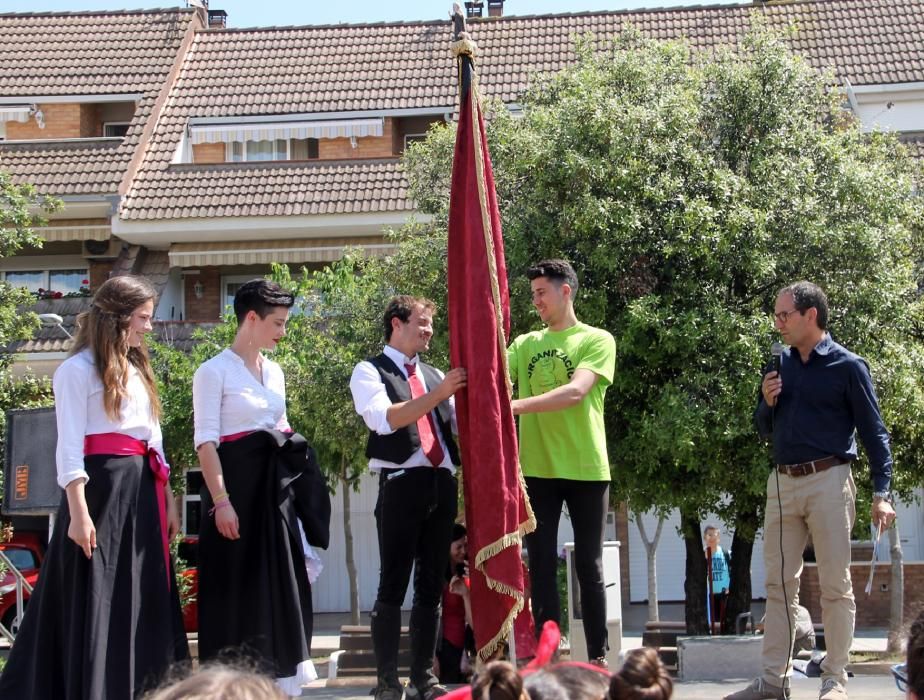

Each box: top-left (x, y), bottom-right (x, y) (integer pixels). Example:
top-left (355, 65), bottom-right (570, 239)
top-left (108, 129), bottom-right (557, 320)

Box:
top-left (704, 525), bottom-right (730, 630)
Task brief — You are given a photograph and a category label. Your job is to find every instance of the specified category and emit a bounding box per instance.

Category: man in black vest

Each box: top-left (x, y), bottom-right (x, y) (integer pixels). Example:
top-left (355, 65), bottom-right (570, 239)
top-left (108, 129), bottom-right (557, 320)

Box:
top-left (350, 295), bottom-right (466, 700)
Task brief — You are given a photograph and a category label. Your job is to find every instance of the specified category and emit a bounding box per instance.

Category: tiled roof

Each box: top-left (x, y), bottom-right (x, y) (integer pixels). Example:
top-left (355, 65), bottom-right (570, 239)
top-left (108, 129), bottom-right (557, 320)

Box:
top-left (8, 296), bottom-right (91, 354)
top-left (899, 132), bottom-right (924, 161)
top-left (0, 138), bottom-right (125, 196)
top-left (124, 159), bottom-right (410, 219)
top-left (0, 10), bottom-right (197, 200)
top-left (107, 245), bottom-right (171, 302)
top-left (182, 0), bottom-right (924, 114)
top-left (0, 8), bottom-right (197, 96)
top-left (154, 321), bottom-right (219, 352)
top-left (9, 315), bottom-right (219, 355)
top-left (122, 0), bottom-right (924, 221)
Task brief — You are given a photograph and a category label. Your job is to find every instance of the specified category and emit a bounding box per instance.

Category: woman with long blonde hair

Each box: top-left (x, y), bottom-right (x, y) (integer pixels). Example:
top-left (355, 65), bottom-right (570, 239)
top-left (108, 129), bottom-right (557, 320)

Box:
top-left (0, 275), bottom-right (189, 699)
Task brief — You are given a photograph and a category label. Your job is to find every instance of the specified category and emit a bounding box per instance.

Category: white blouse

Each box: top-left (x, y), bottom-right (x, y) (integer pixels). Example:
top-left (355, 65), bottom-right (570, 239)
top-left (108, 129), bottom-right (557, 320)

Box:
top-left (349, 344), bottom-right (456, 473)
top-left (192, 348), bottom-right (290, 449)
top-left (53, 348), bottom-right (167, 489)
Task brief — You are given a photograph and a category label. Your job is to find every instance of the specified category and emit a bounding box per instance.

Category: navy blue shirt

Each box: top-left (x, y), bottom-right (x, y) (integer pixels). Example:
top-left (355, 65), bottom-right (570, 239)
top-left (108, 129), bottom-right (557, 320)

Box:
top-left (754, 334), bottom-right (892, 492)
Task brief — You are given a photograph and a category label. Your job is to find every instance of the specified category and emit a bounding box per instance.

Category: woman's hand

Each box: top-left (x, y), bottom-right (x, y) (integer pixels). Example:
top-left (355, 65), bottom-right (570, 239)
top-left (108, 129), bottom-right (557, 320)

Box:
top-left (449, 575), bottom-right (469, 598)
top-left (215, 502), bottom-right (240, 540)
top-left (68, 509), bottom-right (96, 559)
top-left (65, 478), bottom-right (95, 558)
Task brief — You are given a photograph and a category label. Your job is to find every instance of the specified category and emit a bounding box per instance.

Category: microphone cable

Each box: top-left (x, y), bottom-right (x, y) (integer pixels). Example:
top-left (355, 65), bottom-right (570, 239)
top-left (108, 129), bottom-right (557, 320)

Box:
top-left (769, 360), bottom-right (793, 700)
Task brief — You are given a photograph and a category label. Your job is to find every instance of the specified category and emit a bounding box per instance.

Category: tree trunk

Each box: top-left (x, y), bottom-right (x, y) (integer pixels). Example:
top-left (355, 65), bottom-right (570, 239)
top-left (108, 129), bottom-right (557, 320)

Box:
top-left (681, 509), bottom-right (708, 635)
top-left (634, 511), bottom-right (665, 622)
top-left (725, 508), bottom-right (759, 634)
top-left (887, 521), bottom-right (904, 654)
top-left (341, 455), bottom-right (360, 625)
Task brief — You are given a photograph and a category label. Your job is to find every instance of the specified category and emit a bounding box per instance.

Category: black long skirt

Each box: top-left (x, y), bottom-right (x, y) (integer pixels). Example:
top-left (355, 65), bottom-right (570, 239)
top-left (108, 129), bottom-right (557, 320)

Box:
top-left (197, 432), bottom-right (313, 683)
top-left (0, 453), bottom-right (190, 700)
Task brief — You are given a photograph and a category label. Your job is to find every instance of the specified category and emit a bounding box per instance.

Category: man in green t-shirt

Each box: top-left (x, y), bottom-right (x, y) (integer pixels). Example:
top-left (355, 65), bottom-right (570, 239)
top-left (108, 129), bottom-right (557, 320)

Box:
top-left (508, 259), bottom-right (616, 666)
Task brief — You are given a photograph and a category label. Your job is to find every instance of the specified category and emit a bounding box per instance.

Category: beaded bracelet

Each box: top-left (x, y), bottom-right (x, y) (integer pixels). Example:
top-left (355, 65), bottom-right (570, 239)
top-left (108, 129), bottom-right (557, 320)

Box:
top-left (209, 498), bottom-right (233, 516)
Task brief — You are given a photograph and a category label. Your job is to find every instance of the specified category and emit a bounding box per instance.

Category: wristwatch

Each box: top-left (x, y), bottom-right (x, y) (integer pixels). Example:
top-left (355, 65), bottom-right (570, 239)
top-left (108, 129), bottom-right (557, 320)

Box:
top-left (872, 490), bottom-right (894, 504)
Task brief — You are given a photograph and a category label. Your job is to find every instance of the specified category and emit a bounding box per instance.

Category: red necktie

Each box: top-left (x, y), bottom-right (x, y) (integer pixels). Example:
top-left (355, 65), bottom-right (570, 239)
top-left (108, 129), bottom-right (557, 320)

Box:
top-left (405, 363), bottom-right (445, 467)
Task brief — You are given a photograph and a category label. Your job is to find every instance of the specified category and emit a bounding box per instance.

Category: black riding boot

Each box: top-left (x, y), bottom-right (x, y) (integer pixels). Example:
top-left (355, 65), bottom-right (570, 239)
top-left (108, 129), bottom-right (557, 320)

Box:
top-left (406, 605), bottom-right (447, 699)
top-left (371, 601), bottom-right (403, 700)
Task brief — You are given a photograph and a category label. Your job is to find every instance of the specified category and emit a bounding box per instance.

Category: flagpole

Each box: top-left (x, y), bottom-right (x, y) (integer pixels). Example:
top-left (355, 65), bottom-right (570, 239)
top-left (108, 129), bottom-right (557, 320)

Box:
top-left (449, 1), bottom-right (535, 663)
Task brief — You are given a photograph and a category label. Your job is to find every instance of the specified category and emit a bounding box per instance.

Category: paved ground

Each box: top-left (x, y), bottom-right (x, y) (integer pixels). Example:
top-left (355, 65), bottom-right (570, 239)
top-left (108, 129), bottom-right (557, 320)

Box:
top-left (298, 676), bottom-right (904, 699)
top-left (302, 606), bottom-right (903, 699)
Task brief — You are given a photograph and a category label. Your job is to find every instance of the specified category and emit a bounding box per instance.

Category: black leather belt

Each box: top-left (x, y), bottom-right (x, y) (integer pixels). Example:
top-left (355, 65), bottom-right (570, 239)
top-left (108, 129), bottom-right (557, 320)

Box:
top-left (776, 456), bottom-right (846, 477)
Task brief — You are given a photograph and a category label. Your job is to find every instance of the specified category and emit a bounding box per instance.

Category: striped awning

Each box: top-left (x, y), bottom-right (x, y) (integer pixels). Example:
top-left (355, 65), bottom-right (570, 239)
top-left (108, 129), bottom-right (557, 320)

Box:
top-left (34, 225), bottom-right (111, 242)
top-left (167, 237), bottom-right (395, 267)
top-left (0, 105), bottom-right (31, 123)
top-left (188, 118), bottom-right (384, 145)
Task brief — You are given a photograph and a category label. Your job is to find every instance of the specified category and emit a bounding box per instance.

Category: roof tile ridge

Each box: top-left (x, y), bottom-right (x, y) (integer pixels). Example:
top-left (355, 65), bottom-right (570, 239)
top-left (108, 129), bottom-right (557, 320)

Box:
top-left (200, 16), bottom-right (449, 33)
top-left (169, 156), bottom-right (403, 171)
top-left (0, 137), bottom-right (124, 149)
top-left (0, 7), bottom-right (195, 19)
top-left (118, 8), bottom-right (205, 203)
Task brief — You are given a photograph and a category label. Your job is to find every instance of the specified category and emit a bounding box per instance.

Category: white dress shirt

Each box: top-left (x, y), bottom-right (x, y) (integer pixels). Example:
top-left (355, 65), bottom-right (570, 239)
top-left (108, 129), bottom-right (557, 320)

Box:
top-left (53, 348), bottom-right (168, 489)
top-left (193, 348), bottom-right (290, 449)
top-left (349, 345), bottom-right (456, 473)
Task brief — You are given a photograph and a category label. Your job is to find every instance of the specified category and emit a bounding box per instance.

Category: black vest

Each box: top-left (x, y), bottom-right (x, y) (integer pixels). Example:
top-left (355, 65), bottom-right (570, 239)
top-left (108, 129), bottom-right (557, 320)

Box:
top-left (364, 354), bottom-right (461, 466)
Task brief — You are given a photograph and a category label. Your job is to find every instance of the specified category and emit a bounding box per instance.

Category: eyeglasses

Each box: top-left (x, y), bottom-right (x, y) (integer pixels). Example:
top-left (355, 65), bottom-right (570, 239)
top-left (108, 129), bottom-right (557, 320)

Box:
top-left (892, 662), bottom-right (908, 692)
top-left (773, 308), bottom-right (804, 324)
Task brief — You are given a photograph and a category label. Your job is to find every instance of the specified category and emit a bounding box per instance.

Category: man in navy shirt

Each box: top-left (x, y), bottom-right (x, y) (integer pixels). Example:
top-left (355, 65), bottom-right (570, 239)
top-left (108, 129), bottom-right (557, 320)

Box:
top-left (725, 281), bottom-right (896, 700)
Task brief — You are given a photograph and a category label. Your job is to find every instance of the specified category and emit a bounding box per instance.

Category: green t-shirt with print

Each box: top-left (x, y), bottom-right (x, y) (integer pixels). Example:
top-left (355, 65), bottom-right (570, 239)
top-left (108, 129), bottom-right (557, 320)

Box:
top-left (507, 322), bottom-right (616, 481)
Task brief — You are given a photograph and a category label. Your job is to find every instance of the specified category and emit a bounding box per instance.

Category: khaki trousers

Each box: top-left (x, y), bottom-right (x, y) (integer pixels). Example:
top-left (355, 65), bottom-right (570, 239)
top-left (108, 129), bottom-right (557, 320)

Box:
top-left (762, 464), bottom-right (856, 687)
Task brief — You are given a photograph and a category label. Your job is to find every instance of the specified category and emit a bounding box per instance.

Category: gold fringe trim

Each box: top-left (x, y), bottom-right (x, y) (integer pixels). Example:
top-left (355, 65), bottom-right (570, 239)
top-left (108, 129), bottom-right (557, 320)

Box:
top-left (460, 42), bottom-right (539, 664)
top-left (452, 37), bottom-right (477, 58)
top-left (468, 64), bottom-right (537, 541)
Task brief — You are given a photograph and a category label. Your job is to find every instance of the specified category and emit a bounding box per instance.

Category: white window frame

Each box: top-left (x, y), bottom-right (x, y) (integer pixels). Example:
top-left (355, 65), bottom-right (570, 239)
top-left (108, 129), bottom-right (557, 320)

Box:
top-left (221, 274), bottom-right (262, 314)
top-left (221, 273), bottom-right (312, 317)
top-left (0, 122), bottom-right (6, 141)
top-left (404, 133), bottom-right (428, 148)
top-left (102, 121), bottom-right (131, 138)
top-left (182, 467), bottom-right (202, 536)
top-left (0, 260), bottom-right (90, 294)
top-left (226, 139), bottom-right (290, 163)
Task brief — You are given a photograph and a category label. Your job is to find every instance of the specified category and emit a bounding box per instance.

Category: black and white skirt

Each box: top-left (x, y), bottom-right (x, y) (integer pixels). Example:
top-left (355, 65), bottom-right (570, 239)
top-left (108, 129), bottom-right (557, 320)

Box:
top-left (197, 432), bottom-right (315, 695)
top-left (0, 453), bottom-right (190, 700)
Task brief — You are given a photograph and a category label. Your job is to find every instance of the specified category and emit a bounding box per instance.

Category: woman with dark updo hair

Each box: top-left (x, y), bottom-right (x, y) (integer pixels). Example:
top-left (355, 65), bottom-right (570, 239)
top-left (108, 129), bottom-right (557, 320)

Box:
top-left (193, 279), bottom-right (324, 697)
top-left (0, 276), bottom-right (189, 699)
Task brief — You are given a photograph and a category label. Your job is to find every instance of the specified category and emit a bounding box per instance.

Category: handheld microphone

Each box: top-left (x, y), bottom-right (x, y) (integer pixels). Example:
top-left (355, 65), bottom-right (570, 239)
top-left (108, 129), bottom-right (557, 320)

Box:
top-left (770, 341), bottom-right (784, 374)
top-left (769, 338), bottom-right (791, 698)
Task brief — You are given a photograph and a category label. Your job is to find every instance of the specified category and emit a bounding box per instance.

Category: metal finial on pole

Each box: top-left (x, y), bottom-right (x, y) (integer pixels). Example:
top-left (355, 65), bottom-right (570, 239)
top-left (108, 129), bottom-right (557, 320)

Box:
top-left (451, 4), bottom-right (477, 60)
top-left (451, 3), bottom-right (466, 40)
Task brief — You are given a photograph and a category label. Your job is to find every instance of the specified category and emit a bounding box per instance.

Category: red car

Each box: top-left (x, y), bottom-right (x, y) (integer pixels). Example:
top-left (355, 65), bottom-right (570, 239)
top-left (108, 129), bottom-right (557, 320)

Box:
top-left (0, 531), bottom-right (45, 634)
top-left (0, 532), bottom-right (199, 635)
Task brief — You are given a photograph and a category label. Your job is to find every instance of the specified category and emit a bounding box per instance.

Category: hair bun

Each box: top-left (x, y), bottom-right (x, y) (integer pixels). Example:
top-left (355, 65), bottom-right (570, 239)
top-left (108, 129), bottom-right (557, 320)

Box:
top-left (608, 648), bottom-right (672, 700)
top-left (473, 661), bottom-right (524, 700)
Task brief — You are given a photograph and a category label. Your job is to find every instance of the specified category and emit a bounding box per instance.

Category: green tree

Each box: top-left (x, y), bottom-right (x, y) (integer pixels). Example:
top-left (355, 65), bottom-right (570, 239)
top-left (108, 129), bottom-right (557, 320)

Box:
top-left (152, 236), bottom-right (452, 621)
top-left (0, 172), bottom-right (60, 350)
top-left (270, 232), bottom-right (452, 621)
top-left (403, 25), bottom-right (924, 632)
top-left (0, 171), bottom-right (61, 499)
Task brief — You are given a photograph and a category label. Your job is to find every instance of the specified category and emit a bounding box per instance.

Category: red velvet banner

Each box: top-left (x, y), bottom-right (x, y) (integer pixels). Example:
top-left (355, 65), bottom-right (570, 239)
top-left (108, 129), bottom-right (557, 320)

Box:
top-left (447, 49), bottom-right (536, 661)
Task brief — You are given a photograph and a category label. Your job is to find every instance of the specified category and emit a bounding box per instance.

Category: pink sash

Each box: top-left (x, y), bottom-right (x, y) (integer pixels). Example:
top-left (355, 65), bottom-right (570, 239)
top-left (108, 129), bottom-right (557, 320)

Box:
top-left (84, 432), bottom-right (171, 586)
top-left (219, 430), bottom-right (257, 443)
